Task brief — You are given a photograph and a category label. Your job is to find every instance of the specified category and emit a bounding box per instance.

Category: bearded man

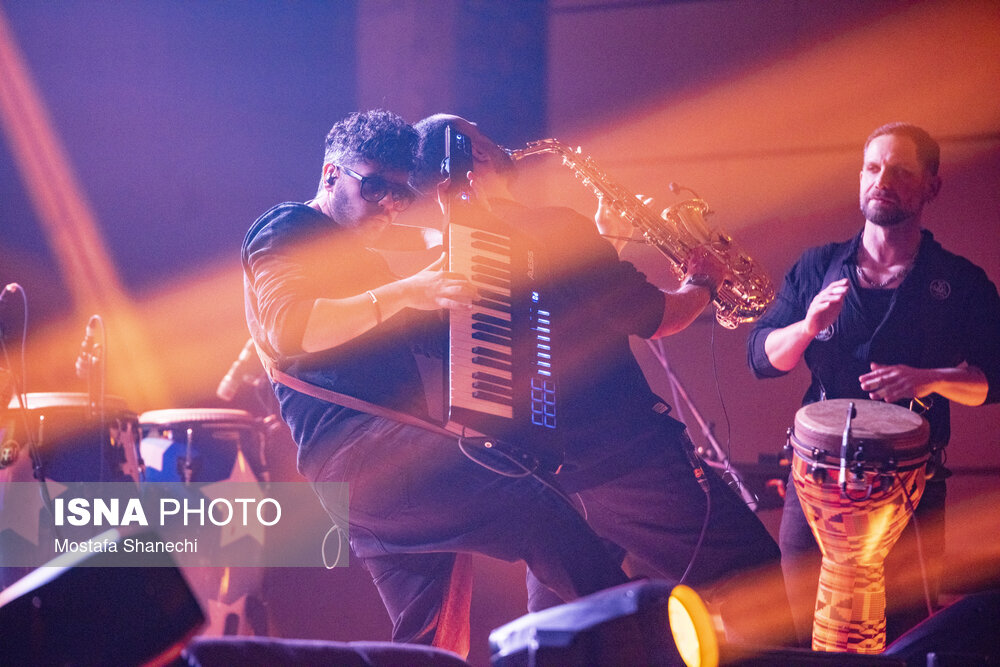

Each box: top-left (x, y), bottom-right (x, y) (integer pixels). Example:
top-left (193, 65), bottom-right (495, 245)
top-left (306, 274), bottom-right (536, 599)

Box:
top-left (747, 122), bottom-right (1000, 645)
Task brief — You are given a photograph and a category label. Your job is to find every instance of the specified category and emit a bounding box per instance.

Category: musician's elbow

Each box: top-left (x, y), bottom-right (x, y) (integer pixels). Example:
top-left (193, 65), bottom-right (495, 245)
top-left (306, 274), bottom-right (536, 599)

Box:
top-left (650, 310), bottom-right (695, 339)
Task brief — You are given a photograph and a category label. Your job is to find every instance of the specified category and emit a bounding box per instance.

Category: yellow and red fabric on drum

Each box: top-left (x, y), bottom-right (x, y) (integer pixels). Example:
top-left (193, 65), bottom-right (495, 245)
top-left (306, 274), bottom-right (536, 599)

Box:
top-left (788, 399), bottom-right (929, 654)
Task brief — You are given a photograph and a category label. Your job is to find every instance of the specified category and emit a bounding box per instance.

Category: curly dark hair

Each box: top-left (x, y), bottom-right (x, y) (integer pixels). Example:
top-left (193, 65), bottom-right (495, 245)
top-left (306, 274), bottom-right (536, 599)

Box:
top-left (865, 122), bottom-right (941, 176)
top-left (323, 109), bottom-right (419, 172)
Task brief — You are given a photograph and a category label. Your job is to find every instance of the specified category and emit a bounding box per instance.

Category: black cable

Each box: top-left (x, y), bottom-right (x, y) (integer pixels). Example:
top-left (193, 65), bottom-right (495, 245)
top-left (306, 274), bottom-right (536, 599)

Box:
top-left (709, 317), bottom-right (735, 480)
top-left (457, 433), bottom-right (584, 519)
top-left (1, 285), bottom-right (41, 472)
top-left (710, 316), bottom-right (760, 507)
top-left (900, 473), bottom-right (935, 617)
top-left (679, 479), bottom-right (711, 586)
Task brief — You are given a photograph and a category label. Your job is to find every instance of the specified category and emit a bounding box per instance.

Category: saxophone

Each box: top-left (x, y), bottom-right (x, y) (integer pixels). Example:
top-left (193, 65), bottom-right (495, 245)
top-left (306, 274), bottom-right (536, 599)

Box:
top-left (507, 138), bottom-right (774, 329)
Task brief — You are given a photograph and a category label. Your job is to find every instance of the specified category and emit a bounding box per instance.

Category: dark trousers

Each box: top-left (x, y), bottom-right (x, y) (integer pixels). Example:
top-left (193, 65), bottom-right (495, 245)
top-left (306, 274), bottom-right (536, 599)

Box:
top-left (309, 417), bottom-right (630, 657)
top-left (526, 428), bottom-right (795, 645)
top-left (779, 473), bottom-right (946, 647)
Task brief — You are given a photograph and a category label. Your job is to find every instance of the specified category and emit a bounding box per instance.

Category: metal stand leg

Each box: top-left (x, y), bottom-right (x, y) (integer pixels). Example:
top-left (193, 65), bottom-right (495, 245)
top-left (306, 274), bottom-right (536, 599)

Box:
top-left (646, 338), bottom-right (759, 510)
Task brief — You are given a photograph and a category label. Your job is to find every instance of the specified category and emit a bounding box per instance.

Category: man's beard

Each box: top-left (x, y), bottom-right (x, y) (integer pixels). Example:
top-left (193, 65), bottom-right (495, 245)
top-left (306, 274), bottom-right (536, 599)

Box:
top-left (860, 196), bottom-right (914, 227)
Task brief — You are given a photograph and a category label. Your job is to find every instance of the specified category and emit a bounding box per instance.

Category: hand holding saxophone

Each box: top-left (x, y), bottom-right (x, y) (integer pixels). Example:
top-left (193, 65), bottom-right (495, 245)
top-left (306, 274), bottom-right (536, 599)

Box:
top-left (594, 192), bottom-right (633, 254)
top-left (683, 245), bottom-right (729, 301)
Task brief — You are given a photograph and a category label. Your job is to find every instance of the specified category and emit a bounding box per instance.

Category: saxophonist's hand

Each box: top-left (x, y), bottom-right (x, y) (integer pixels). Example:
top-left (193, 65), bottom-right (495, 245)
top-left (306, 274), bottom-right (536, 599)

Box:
top-left (685, 245), bottom-right (728, 296)
top-left (435, 172), bottom-right (491, 215)
top-left (594, 193), bottom-right (632, 253)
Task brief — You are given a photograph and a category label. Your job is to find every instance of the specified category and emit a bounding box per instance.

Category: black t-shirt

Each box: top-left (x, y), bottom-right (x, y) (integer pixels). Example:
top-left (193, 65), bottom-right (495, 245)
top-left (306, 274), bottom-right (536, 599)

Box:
top-left (243, 203), bottom-right (442, 475)
top-left (488, 199), bottom-right (681, 469)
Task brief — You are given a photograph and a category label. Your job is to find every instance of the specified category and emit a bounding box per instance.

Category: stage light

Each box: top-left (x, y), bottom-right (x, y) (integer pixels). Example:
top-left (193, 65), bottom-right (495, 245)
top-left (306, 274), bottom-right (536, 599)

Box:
top-left (489, 579), bottom-right (719, 667)
top-left (668, 584), bottom-right (719, 667)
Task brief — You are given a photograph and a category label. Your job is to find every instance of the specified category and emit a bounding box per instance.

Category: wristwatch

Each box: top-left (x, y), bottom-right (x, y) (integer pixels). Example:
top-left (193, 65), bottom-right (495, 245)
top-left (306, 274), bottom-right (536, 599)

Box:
top-left (683, 274), bottom-right (719, 302)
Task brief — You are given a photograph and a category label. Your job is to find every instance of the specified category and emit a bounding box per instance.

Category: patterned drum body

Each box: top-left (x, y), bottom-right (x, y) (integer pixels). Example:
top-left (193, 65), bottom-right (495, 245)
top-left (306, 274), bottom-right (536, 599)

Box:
top-left (139, 408), bottom-right (265, 483)
top-left (1, 393), bottom-right (141, 590)
top-left (789, 399), bottom-right (929, 654)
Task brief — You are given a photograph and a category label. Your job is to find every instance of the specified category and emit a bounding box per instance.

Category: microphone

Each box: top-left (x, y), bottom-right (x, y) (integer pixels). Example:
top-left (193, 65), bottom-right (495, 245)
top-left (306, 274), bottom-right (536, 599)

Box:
top-left (74, 315), bottom-right (101, 379)
top-left (1, 283), bottom-right (20, 301)
top-left (0, 284), bottom-right (19, 342)
top-left (838, 401), bottom-right (857, 493)
top-left (216, 338), bottom-right (261, 402)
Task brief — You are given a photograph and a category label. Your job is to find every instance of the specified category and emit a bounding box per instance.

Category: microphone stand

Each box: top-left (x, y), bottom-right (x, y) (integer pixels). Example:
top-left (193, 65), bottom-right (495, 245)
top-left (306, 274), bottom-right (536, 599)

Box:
top-left (647, 338), bottom-right (759, 511)
top-left (80, 316), bottom-right (108, 482)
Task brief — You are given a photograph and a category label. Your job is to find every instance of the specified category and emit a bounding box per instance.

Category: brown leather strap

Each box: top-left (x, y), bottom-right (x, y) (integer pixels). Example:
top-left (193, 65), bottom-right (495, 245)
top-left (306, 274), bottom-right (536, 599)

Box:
top-left (256, 342), bottom-right (458, 439)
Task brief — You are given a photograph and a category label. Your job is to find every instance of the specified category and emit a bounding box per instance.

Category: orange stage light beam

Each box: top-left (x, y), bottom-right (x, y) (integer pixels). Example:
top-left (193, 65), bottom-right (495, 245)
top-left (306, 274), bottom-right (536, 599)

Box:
top-left (0, 6), bottom-right (166, 408)
top-left (563, 1), bottom-right (1000, 233)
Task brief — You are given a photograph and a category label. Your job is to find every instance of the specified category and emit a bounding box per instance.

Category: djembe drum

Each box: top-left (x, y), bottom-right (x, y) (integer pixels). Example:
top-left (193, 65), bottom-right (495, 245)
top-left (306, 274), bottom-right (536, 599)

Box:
top-left (788, 399), bottom-right (930, 654)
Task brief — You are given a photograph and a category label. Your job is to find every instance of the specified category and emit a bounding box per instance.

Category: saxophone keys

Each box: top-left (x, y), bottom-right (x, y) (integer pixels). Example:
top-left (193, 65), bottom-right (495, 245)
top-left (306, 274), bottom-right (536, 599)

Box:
top-left (730, 254), bottom-right (753, 275)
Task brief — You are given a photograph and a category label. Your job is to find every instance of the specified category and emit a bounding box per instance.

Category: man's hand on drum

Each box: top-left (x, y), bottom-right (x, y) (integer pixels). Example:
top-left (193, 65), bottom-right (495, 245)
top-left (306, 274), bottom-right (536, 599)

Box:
top-left (859, 362), bottom-right (933, 403)
top-left (804, 278), bottom-right (849, 338)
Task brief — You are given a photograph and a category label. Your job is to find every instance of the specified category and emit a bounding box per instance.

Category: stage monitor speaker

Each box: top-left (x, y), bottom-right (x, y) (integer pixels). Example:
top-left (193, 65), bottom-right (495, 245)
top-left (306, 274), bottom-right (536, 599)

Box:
top-left (0, 529), bottom-right (205, 666)
top-left (719, 590), bottom-right (1000, 666)
top-left (883, 589), bottom-right (1000, 666)
top-left (717, 646), bottom-right (904, 666)
top-left (489, 580), bottom-right (718, 667)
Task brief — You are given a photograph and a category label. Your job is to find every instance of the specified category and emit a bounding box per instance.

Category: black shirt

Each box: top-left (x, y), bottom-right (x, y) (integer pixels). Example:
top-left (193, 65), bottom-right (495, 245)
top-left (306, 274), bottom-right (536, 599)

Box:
top-left (243, 203), bottom-right (441, 475)
top-left (748, 229), bottom-right (1000, 450)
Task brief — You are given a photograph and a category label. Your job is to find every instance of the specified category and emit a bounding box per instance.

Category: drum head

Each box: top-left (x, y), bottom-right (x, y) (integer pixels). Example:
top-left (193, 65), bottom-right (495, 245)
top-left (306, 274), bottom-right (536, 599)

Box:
top-left (138, 408), bottom-right (255, 426)
top-left (793, 399), bottom-right (929, 467)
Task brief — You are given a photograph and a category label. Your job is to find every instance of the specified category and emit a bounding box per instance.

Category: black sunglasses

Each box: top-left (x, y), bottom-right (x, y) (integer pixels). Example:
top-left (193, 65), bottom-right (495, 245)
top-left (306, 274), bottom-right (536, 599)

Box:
top-left (337, 164), bottom-right (415, 211)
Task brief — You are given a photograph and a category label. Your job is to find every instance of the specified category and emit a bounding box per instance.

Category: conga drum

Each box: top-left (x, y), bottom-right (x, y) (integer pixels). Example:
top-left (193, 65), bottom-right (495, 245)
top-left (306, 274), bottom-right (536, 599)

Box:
top-left (138, 408), bottom-right (269, 636)
top-left (788, 399), bottom-right (930, 654)
top-left (138, 408), bottom-right (266, 484)
top-left (1, 393), bottom-right (141, 589)
top-left (1, 392), bottom-right (141, 483)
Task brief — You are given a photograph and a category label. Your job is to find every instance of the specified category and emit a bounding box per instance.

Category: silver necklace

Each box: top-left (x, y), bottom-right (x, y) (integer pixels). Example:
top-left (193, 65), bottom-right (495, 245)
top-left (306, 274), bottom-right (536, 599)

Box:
top-left (855, 262), bottom-right (911, 289)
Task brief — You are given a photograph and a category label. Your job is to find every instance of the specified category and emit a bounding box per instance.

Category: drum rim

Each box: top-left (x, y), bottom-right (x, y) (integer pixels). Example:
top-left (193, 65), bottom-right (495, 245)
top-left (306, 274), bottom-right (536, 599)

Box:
top-left (788, 430), bottom-right (931, 472)
top-left (793, 399), bottom-right (929, 452)
top-left (139, 407), bottom-right (257, 425)
top-left (7, 391), bottom-right (131, 411)
top-left (795, 398), bottom-right (928, 436)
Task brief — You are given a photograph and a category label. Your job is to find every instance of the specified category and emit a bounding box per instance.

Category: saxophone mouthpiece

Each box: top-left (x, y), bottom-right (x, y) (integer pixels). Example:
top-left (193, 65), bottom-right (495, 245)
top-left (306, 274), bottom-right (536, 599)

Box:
top-left (669, 182), bottom-right (703, 200)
